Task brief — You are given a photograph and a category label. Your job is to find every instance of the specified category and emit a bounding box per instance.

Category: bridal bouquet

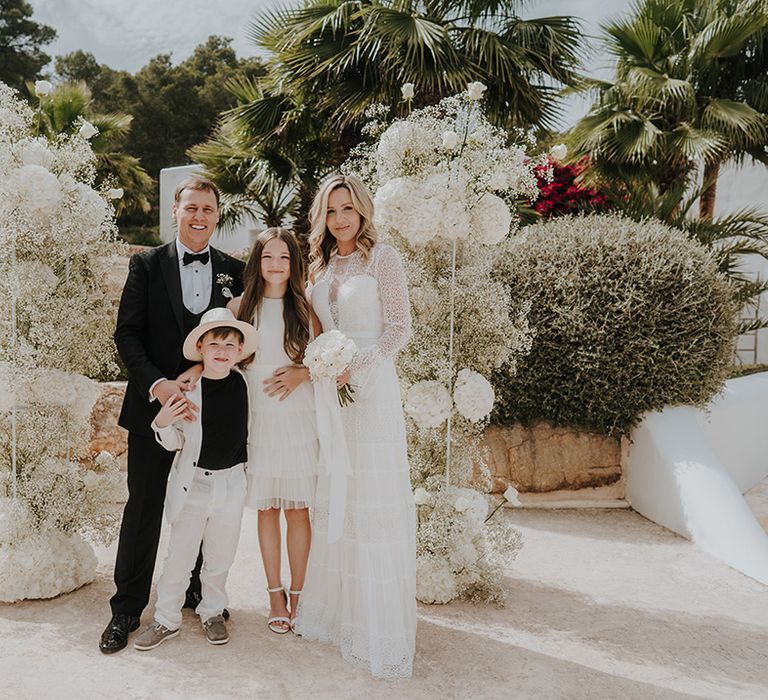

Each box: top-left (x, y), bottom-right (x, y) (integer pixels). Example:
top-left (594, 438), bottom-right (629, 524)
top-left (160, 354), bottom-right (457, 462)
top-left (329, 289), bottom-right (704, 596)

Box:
top-left (303, 330), bottom-right (357, 406)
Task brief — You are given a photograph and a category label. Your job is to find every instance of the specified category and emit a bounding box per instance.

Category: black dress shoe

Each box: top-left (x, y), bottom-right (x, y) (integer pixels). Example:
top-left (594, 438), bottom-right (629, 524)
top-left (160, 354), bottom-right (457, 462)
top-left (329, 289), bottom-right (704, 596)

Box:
top-left (99, 613), bottom-right (140, 654)
top-left (183, 590), bottom-right (229, 620)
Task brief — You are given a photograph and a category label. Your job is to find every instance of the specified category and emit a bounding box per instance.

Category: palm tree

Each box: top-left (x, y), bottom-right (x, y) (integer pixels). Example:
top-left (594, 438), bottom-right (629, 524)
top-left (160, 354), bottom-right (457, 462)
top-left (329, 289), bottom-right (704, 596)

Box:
top-left (190, 76), bottom-right (347, 236)
top-left (252, 0), bottom-right (584, 131)
top-left (31, 81), bottom-right (153, 217)
top-left (567, 0), bottom-right (768, 219)
top-left (194, 0), bottom-right (584, 236)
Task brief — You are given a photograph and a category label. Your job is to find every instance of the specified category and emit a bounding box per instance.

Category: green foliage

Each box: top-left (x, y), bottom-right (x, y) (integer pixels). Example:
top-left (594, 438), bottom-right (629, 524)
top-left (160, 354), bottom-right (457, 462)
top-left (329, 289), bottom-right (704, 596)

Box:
top-left (608, 178), bottom-right (768, 330)
top-left (30, 81), bottom-right (153, 217)
top-left (117, 226), bottom-right (161, 247)
top-left (52, 37), bottom-right (267, 229)
top-left (0, 0), bottom-right (56, 92)
top-left (494, 214), bottom-right (739, 434)
top-left (254, 0), bottom-right (584, 131)
top-left (568, 0), bottom-right (768, 217)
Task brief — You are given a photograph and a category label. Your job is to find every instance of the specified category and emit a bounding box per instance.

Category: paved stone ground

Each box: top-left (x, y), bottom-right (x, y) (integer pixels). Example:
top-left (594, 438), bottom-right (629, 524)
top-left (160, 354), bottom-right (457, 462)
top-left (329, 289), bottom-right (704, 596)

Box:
top-left (1, 504), bottom-right (766, 700)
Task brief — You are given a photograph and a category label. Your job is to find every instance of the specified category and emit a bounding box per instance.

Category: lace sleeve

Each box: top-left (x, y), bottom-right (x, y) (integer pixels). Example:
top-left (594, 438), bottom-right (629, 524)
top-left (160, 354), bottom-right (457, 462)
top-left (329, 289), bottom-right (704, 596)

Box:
top-left (349, 245), bottom-right (412, 392)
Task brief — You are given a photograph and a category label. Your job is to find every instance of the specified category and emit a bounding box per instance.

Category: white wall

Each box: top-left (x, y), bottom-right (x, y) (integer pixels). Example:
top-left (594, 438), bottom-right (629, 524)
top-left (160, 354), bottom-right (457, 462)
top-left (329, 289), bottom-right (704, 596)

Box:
top-left (158, 165), bottom-right (259, 254)
top-left (714, 160), bottom-right (768, 364)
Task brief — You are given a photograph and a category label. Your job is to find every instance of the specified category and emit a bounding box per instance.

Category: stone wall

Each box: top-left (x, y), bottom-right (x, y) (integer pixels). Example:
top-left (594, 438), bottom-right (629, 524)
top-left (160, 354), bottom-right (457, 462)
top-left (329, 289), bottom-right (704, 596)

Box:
top-left (480, 422), bottom-right (625, 504)
top-left (90, 382), bottom-right (128, 470)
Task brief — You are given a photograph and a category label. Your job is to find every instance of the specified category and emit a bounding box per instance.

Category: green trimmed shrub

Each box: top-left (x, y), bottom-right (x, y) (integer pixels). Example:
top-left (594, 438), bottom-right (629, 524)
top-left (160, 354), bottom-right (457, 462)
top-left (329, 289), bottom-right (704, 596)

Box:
top-left (494, 214), bottom-right (738, 434)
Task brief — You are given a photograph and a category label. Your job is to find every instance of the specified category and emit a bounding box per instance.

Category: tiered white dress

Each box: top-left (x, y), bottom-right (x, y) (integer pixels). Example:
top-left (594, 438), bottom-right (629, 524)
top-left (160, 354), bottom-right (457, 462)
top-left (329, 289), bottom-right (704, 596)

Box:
top-left (296, 244), bottom-right (417, 679)
top-left (244, 297), bottom-right (318, 510)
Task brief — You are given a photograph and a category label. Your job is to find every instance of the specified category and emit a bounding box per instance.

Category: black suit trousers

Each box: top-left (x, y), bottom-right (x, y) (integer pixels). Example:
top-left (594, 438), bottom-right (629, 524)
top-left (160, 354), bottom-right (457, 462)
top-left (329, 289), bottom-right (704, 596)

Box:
top-left (110, 432), bottom-right (175, 616)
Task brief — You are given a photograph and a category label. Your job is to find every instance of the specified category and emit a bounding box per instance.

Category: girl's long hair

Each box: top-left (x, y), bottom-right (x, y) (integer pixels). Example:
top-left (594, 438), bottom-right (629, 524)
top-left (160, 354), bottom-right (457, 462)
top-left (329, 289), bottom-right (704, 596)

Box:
top-left (238, 227), bottom-right (311, 365)
top-left (307, 174), bottom-right (378, 282)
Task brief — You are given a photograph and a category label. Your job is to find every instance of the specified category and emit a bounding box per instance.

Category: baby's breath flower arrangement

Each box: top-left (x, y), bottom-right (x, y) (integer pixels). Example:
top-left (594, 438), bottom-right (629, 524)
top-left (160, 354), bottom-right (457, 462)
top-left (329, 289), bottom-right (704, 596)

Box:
top-left (0, 84), bottom-right (123, 601)
top-left (344, 84), bottom-right (536, 603)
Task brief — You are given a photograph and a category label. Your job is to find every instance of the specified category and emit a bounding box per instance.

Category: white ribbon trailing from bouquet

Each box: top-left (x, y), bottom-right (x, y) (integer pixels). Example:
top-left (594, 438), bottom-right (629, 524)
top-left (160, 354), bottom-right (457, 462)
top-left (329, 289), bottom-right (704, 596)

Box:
top-left (314, 378), bottom-right (352, 543)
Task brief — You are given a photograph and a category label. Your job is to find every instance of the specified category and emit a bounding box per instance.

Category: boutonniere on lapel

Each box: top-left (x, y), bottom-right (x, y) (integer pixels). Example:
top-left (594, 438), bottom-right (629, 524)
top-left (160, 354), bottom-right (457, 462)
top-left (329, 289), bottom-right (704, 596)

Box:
top-left (216, 273), bottom-right (234, 299)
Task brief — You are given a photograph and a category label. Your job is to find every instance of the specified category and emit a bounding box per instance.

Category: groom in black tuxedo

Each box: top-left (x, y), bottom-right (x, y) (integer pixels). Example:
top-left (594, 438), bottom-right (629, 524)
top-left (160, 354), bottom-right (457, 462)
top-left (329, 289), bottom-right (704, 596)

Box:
top-left (99, 177), bottom-right (245, 653)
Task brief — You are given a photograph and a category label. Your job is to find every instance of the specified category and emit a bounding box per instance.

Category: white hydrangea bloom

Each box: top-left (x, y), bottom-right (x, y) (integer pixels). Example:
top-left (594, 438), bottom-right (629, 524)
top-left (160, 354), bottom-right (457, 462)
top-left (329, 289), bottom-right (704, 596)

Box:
top-left (404, 380), bottom-right (452, 428)
top-left (471, 193), bottom-right (512, 245)
top-left (6, 164), bottom-right (63, 216)
top-left (416, 555), bottom-right (458, 604)
top-left (18, 138), bottom-right (54, 168)
top-left (453, 368), bottom-right (495, 422)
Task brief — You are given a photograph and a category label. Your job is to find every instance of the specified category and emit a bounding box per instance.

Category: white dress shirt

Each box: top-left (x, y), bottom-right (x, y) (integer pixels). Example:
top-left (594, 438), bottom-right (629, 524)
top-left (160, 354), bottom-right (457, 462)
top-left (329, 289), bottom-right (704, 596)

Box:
top-left (149, 239), bottom-right (213, 401)
top-left (176, 238), bottom-right (212, 314)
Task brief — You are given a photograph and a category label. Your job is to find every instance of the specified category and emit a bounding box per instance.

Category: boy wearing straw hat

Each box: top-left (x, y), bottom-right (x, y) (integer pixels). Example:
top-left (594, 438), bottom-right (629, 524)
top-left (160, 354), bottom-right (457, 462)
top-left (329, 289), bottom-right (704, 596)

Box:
top-left (133, 307), bottom-right (257, 649)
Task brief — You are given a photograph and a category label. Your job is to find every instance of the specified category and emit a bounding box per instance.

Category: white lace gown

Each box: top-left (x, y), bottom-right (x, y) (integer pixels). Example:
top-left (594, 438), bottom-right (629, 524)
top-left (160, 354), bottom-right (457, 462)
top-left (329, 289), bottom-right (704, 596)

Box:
top-left (296, 243), bottom-right (417, 679)
top-left (244, 297), bottom-right (318, 510)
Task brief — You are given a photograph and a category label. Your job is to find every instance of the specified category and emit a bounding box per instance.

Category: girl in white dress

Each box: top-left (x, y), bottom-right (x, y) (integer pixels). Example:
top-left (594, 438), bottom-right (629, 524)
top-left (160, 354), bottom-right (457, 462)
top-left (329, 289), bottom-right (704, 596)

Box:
top-left (292, 174), bottom-right (417, 678)
top-left (229, 227), bottom-right (319, 634)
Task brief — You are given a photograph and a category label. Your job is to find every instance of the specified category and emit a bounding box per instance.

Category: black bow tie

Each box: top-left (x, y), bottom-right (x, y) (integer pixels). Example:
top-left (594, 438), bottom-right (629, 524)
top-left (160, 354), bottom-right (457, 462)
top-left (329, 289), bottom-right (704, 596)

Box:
top-left (182, 251), bottom-right (209, 266)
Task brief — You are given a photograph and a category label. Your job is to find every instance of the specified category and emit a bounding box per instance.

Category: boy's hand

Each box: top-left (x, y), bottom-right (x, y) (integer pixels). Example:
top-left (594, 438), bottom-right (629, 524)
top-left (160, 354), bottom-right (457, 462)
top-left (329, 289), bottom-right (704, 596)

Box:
top-left (155, 394), bottom-right (188, 428)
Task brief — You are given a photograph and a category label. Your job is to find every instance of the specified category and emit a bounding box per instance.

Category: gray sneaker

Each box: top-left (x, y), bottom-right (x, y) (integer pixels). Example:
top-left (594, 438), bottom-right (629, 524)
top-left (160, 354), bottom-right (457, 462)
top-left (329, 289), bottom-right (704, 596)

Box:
top-left (133, 622), bottom-right (179, 650)
top-left (203, 614), bottom-right (229, 645)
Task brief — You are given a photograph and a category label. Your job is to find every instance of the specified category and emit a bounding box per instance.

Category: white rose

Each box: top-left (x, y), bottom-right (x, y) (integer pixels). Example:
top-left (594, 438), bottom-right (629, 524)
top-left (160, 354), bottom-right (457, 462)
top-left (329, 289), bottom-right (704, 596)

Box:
top-left (413, 487), bottom-right (432, 506)
top-left (441, 130), bottom-right (459, 150)
top-left (401, 82), bottom-right (415, 100)
top-left (78, 121), bottom-right (98, 139)
top-left (454, 496), bottom-right (470, 512)
top-left (34, 80), bottom-right (53, 96)
top-left (504, 484), bottom-right (522, 506)
top-left (107, 187), bottom-right (123, 199)
top-left (550, 143), bottom-right (568, 161)
top-left (466, 81), bottom-right (487, 101)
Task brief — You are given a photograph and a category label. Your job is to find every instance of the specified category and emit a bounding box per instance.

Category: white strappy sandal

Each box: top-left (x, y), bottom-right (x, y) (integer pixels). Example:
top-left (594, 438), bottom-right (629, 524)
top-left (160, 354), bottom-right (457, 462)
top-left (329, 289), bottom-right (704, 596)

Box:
top-left (266, 586), bottom-right (291, 635)
top-left (289, 589), bottom-right (301, 634)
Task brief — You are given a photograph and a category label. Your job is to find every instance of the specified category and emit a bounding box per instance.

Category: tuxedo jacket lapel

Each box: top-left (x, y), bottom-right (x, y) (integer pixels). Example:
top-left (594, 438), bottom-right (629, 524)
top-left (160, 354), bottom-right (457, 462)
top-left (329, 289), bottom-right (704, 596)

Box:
top-left (160, 242), bottom-right (184, 333)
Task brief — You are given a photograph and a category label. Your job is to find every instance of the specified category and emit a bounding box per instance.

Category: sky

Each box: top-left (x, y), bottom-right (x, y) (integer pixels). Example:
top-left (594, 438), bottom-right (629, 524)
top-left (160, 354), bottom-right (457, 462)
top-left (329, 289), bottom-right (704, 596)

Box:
top-left (29, 0), bottom-right (633, 127)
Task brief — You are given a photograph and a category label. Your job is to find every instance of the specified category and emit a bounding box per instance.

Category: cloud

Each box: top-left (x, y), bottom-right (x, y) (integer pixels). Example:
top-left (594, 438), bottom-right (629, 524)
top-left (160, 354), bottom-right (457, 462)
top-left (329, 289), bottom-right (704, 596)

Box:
top-left (30, 0), bottom-right (272, 72)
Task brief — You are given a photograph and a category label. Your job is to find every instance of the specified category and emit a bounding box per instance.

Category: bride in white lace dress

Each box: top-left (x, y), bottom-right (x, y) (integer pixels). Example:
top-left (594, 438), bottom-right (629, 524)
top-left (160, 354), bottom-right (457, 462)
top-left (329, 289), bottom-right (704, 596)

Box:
top-left (294, 174), bottom-right (416, 679)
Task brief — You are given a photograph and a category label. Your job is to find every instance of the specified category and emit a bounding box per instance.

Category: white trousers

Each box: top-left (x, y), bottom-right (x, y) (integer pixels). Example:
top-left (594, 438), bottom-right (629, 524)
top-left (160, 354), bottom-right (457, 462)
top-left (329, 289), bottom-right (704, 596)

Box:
top-left (155, 464), bottom-right (247, 630)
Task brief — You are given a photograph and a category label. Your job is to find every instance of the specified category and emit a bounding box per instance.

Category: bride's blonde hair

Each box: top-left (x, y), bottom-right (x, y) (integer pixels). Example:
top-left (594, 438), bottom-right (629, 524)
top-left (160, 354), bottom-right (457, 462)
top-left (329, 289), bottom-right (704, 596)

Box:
top-left (308, 174), bottom-right (378, 282)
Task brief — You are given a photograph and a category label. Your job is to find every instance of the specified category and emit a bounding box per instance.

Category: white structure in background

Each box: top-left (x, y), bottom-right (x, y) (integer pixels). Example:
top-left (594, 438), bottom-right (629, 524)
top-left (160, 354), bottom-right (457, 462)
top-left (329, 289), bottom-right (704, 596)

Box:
top-left (626, 373), bottom-right (768, 584)
top-left (159, 165), bottom-right (259, 253)
top-left (715, 160), bottom-right (768, 364)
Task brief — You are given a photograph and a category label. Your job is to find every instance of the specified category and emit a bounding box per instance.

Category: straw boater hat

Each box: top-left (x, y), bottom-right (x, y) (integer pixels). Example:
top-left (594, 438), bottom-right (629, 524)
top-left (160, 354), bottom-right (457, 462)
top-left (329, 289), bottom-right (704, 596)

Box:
top-left (183, 307), bottom-right (258, 362)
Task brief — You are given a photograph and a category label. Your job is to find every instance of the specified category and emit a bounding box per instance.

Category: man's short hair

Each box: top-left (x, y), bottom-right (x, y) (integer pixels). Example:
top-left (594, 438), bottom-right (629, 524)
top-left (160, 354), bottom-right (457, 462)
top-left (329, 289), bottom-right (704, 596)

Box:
top-left (174, 176), bottom-right (221, 208)
top-left (199, 326), bottom-right (244, 345)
